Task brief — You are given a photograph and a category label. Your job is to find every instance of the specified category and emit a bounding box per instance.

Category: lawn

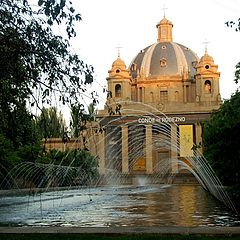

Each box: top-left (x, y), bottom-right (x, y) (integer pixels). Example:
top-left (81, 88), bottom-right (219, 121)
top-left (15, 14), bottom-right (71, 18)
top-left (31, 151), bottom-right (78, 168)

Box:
top-left (0, 234), bottom-right (240, 240)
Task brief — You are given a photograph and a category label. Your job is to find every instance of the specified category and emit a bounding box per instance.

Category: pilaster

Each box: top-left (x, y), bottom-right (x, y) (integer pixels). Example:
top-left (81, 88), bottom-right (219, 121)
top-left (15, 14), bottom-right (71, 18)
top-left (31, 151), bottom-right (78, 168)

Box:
top-left (195, 123), bottom-right (202, 154)
top-left (171, 123), bottom-right (178, 173)
top-left (145, 125), bottom-right (153, 174)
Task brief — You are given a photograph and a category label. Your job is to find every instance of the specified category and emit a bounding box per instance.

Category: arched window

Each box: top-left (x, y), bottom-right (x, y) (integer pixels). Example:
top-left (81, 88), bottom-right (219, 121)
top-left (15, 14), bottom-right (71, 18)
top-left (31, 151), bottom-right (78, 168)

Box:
top-left (139, 87), bottom-right (143, 102)
top-left (175, 91), bottom-right (179, 101)
top-left (150, 92), bottom-right (154, 102)
top-left (204, 80), bottom-right (211, 93)
top-left (115, 84), bottom-right (121, 97)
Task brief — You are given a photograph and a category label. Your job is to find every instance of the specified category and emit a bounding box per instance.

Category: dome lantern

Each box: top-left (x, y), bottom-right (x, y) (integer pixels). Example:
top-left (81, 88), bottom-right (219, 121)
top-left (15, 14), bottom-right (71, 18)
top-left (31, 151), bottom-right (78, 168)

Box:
top-left (156, 17), bottom-right (173, 43)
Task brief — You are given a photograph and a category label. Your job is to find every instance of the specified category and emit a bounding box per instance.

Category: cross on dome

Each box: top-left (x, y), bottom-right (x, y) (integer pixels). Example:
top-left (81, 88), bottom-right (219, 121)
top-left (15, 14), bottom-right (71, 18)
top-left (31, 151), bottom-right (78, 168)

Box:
top-left (161, 4), bottom-right (168, 18)
top-left (116, 45), bottom-right (122, 58)
top-left (202, 39), bottom-right (210, 54)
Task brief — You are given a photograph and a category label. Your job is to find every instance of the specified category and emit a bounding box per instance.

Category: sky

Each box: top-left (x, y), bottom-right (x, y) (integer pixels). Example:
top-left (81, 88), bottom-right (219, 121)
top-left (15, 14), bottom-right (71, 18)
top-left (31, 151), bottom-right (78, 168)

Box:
top-left (68, 0), bottom-right (240, 110)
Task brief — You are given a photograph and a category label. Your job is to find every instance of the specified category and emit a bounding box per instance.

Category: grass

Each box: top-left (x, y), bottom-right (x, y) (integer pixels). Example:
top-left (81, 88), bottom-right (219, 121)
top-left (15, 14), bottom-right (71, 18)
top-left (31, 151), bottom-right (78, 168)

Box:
top-left (0, 234), bottom-right (240, 240)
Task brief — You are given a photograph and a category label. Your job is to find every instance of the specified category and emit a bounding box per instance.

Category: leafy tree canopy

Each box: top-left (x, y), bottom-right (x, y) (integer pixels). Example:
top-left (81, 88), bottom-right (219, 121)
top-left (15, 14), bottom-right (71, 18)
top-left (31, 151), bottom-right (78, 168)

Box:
top-left (0, 0), bottom-right (94, 111)
top-left (225, 18), bottom-right (240, 85)
top-left (70, 102), bottom-right (96, 138)
top-left (203, 91), bottom-right (240, 187)
top-left (225, 18), bottom-right (240, 32)
top-left (35, 106), bottom-right (66, 139)
top-left (0, 0), bottom-right (95, 181)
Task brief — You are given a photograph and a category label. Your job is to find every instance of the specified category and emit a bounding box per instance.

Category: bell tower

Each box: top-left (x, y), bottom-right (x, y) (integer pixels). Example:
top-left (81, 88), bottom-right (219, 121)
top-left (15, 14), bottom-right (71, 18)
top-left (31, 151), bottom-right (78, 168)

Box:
top-left (106, 55), bottom-right (131, 104)
top-left (195, 50), bottom-right (221, 104)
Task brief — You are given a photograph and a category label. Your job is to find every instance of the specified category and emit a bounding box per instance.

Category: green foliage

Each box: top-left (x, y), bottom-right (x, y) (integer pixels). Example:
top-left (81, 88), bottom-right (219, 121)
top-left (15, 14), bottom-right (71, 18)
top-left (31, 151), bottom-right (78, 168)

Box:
top-left (0, 0), bottom-right (94, 177)
top-left (0, 133), bottom-right (41, 187)
top-left (0, 0), bottom-right (94, 115)
top-left (1, 233), bottom-right (240, 240)
top-left (88, 102), bottom-right (96, 121)
top-left (235, 62), bottom-right (240, 84)
top-left (17, 143), bottom-right (42, 163)
top-left (0, 134), bottom-right (19, 169)
top-left (0, 101), bottom-right (41, 181)
top-left (225, 18), bottom-right (240, 32)
top-left (70, 104), bottom-right (84, 137)
top-left (35, 107), bottom-right (66, 139)
top-left (36, 148), bottom-right (99, 186)
top-left (0, 101), bottom-right (38, 148)
top-left (70, 103), bottom-right (96, 137)
top-left (39, 148), bottom-right (98, 169)
top-left (225, 19), bottom-right (240, 85)
top-left (203, 91), bottom-right (240, 198)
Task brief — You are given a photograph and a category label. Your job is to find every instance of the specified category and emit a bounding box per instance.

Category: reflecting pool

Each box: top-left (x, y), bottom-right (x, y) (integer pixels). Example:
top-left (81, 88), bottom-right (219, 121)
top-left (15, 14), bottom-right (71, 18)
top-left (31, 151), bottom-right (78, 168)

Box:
top-left (0, 184), bottom-right (239, 227)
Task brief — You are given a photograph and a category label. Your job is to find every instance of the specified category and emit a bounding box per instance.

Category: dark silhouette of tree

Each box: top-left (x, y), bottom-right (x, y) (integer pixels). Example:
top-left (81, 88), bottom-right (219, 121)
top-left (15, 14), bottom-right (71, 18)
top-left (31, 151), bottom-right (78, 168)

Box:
top-left (203, 91), bottom-right (240, 210)
top-left (0, 0), bottom-right (94, 182)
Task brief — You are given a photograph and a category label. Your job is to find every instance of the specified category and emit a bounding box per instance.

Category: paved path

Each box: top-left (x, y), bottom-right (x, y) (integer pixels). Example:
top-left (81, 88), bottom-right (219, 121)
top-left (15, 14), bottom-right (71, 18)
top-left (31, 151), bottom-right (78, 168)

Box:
top-left (1, 226), bottom-right (240, 235)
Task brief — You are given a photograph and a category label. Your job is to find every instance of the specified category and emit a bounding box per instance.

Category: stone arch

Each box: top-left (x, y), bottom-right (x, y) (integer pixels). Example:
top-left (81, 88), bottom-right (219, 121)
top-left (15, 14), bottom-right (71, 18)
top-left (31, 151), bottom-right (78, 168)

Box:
top-left (204, 80), bottom-right (211, 93)
top-left (115, 84), bottom-right (122, 97)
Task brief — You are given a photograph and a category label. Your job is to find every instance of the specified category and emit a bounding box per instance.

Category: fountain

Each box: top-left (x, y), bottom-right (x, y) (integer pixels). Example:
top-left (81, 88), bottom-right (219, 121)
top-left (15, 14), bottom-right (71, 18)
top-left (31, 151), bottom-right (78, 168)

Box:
top-left (0, 102), bottom-right (239, 227)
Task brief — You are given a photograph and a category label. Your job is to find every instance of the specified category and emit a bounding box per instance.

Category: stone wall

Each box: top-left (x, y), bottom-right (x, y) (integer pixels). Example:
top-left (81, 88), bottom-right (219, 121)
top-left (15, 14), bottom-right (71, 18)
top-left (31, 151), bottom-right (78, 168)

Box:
top-left (42, 138), bottom-right (82, 152)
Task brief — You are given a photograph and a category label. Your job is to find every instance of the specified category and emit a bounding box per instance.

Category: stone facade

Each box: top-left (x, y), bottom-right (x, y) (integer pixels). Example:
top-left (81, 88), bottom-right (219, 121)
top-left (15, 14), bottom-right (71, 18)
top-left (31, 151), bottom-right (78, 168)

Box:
top-left (44, 16), bottom-right (221, 177)
top-left (95, 16), bottom-right (221, 176)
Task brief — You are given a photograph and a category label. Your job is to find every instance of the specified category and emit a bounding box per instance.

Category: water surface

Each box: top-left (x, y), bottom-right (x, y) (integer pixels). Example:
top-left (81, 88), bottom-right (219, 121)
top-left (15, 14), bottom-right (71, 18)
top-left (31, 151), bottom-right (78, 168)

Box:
top-left (0, 184), bottom-right (239, 227)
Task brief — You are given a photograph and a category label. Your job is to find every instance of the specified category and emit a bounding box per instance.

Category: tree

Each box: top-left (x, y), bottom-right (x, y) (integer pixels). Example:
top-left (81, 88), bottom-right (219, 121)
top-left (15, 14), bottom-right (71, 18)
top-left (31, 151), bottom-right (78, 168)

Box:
top-left (87, 102), bottom-right (96, 121)
top-left (70, 104), bottom-right (84, 138)
top-left (0, 0), bottom-right (94, 183)
top-left (0, 99), bottom-right (39, 147)
top-left (225, 18), bottom-right (240, 32)
top-left (203, 91), bottom-right (240, 209)
top-left (0, 0), bottom-right (94, 138)
top-left (35, 106), bottom-right (66, 139)
top-left (234, 62), bottom-right (240, 84)
top-left (0, 105), bottom-right (41, 188)
top-left (70, 102), bottom-right (97, 138)
top-left (225, 18), bottom-right (240, 85)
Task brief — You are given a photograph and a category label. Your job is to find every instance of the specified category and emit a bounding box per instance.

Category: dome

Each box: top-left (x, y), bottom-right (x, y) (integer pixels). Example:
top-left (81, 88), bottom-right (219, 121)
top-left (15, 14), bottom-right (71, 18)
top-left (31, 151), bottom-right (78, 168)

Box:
top-left (129, 41), bottom-right (199, 79)
top-left (199, 52), bottom-right (214, 63)
top-left (129, 16), bottom-right (199, 80)
top-left (112, 57), bottom-right (126, 68)
top-left (158, 17), bottom-right (173, 25)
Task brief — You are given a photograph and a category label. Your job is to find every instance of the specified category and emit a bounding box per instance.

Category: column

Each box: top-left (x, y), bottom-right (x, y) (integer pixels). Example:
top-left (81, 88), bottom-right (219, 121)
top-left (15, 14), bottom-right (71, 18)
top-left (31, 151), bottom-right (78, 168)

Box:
top-left (171, 123), bottom-right (178, 173)
top-left (195, 123), bottom-right (202, 154)
top-left (145, 125), bottom-right (153, 174)
top-left (98, 130), bottom-right (105, 175)
top-left (121, 125), bottom-right (129, 174)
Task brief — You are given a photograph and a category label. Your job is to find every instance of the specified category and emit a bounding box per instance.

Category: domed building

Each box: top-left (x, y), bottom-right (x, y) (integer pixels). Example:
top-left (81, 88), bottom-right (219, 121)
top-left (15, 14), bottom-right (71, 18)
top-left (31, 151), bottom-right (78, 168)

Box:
top-left (90, 16), bottom-right (221, 179)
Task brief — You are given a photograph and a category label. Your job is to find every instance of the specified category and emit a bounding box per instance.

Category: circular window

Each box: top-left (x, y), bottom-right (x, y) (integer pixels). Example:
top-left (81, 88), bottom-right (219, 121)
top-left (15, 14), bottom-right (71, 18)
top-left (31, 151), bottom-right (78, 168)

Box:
top-left (162, 45), bottom-right (166, 49)
top-left (116, 69), bottom-right (120, 73)
top-left (205, 65), bottom-right (210, 69)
